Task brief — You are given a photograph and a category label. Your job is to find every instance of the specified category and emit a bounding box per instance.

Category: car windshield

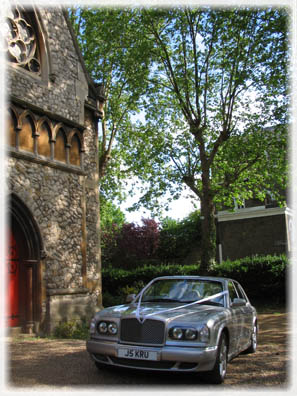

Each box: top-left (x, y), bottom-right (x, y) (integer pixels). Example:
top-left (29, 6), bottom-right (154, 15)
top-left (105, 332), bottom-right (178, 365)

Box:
top-left (141, 279), bottom-right (224, 306)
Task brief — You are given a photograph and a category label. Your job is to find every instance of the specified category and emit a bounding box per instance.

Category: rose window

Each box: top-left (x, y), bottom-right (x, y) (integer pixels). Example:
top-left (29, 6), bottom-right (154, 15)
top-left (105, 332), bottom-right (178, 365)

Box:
top-left (5, 6), bottom-right (41, 74)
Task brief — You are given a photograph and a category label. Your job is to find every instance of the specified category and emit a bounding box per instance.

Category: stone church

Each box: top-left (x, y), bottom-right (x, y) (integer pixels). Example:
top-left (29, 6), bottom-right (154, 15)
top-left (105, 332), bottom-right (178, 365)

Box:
top-left (5, 4), bottom-right (104, 335)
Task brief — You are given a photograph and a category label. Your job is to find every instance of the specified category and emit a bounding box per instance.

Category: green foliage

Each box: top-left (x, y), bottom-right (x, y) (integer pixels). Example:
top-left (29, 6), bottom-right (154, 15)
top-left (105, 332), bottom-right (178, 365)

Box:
top-left (101, 290), bottom-right (123, 307)
top-left (102, 262), bottom-right (200, 306)
top-left (53, 319), bottom-right (89, 340)
top-left (68, 7), bottom-right (154, 201)
top-left (100, 196), bottom-right (126, 231)
top-left (121, 7), bottom-right (289, 270)
top-left (122, 7), bottom-right (289, 207)
top-left (101, 212), bottom-right (203, 268)
top-left (70, 7), bottom-right (289, 272)
top-left (158, 211), bottom-right (202, 262)
top-left (100, 197), bottom-right (126, 265)
top-left (102, 254), bottom-right (288, 307)
top-left (209, 254), bottom-right (288, 303)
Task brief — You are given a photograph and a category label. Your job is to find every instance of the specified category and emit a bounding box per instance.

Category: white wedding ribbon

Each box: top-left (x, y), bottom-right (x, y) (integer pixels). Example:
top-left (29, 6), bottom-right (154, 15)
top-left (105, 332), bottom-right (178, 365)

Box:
top-left (135, 288), bottom-right (228, 324)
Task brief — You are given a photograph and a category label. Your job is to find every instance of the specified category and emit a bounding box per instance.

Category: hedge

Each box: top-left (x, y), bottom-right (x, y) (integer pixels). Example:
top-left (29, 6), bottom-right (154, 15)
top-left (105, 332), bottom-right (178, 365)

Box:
top-left (101, 254), bottom-right (289, 307)
top-left (209, 254), bottom-right (289, 303)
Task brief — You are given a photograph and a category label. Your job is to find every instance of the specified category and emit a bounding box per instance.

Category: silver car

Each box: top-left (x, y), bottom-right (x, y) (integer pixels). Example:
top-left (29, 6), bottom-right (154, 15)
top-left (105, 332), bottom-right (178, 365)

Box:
top-left (86, 276), bottom-right (258, 384)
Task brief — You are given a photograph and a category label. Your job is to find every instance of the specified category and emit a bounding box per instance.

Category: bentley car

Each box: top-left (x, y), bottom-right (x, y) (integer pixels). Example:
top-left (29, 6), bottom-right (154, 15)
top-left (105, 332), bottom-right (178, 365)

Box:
top-left (86, 276), bottom-right (258, 384)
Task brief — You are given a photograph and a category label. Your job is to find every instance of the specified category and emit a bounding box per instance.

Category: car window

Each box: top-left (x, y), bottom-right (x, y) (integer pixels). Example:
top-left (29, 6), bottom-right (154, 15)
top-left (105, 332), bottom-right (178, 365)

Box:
top-left (141, 279), bottom-right (224, 305)
top-left (228, 281), bottom-right (238, 304)
top-left (234, 282), bottom-right (247, 302)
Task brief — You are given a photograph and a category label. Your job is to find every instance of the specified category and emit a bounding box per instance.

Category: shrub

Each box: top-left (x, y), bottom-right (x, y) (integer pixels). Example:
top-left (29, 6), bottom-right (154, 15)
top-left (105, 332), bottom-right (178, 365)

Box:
top-left (53, 319), bottom-right (89, 340)
top-left (115, 219), bottom-right (160, 268)
top-left (102, 262), bottom-right (200, 306)
top-left (158, 211), bottom-right (202, 263)
top-left (210, 254), bottom-right (288, 304)
top-left (101, 254), bottom-right (288, 307)
top-left (102, 218), bottom-right (160, 269)
top-left (102, 211), bottom-right (203, 269)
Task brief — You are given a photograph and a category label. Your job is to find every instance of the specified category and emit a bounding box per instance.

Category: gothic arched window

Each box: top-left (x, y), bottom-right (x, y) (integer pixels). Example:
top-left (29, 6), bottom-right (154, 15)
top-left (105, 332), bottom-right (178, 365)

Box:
top-left (37, 119), bottom-right (51, 158)
top-left (19, 113), bottom-right (36, 153)
top-left (69, 134), bottom-right (81, 166)
top-left (5, 6), bottom-right (41, 75)
top-left (55, 128), bottom-right (67, 164)
top-left (7, 108), bottom-right (18, 147)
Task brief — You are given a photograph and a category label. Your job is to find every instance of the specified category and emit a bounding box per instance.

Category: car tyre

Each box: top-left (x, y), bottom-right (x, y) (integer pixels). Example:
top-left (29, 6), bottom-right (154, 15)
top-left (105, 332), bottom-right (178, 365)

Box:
top-left (244, 323), bottom-right (257, 354)
top-left (206, 332), bottom-right (228, 384)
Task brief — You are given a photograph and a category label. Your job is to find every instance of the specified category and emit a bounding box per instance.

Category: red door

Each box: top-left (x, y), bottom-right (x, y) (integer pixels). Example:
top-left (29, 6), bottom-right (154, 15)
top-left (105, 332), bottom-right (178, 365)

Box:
top-left (7, 230), bottom-right (20, 326)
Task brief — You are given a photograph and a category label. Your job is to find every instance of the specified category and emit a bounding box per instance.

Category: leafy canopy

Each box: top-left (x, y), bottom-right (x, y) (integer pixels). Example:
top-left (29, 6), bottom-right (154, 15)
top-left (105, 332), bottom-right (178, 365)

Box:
top-left (68, 7), bottom-right (153, 201)
top-left (69, 7), bottom-right (289, 269)
top-left (119, 7), bottom-right (289, 213)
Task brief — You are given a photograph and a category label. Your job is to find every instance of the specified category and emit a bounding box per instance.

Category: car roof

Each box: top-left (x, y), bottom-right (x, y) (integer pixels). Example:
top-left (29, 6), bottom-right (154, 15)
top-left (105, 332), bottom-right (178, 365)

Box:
top-left (152, 275), bottom-right (234, 283)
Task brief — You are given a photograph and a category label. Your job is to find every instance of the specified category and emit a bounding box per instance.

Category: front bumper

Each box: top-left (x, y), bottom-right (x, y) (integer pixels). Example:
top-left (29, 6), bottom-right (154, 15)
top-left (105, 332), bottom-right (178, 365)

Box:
top-left (86, 339), bottom-right (217, 372)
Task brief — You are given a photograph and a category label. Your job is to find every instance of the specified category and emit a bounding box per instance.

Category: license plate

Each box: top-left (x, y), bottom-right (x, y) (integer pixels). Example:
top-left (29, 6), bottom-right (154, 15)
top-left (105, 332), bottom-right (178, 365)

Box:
top-left (118, 347), bottom-right (158, 361)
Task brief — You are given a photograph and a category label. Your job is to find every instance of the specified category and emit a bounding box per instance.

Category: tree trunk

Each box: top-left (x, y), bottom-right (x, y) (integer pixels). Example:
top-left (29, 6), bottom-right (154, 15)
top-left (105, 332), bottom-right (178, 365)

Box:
top-left (200, 193), bottom-right (217, 274)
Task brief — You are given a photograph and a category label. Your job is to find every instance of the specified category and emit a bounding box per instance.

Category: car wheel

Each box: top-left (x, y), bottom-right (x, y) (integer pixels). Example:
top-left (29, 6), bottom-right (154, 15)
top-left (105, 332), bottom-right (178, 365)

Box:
top-left (244, 323), bottom-right (257, 354)
top-left (206, 332), bottom-right (228, 384)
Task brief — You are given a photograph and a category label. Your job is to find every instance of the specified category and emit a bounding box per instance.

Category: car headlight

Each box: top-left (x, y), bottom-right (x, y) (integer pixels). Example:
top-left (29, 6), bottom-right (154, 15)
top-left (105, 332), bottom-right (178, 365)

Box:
top-left (98, 321), bottom-right (108, 334)
top-left (199, 324), bottom-right (210, 342)
top-left (172, 327), bottom-right (183, 340)
top-left (185, 328), bottom-right (197, 340)
top-left (98, 321), bottom-right (118, 335)
top-left (108, 322), bottom-right (118, 335)
top-left (170, 327), bottom-right (197, 340)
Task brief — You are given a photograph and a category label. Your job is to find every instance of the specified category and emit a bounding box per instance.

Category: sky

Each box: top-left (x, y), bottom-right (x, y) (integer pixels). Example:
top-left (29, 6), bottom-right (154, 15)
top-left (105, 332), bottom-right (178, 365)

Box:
top-left (119, 184), bottom-right (198, 224)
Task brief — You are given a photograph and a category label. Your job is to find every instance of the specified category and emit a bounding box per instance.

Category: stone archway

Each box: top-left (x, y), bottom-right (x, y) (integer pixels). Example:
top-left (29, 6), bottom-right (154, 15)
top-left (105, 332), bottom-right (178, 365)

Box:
top-left (7, 193), bottom-right (45, 334)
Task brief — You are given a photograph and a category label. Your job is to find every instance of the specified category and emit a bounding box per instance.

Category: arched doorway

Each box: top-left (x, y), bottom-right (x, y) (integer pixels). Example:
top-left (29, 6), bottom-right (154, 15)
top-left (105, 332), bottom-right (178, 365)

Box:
top-left (7, 193), bottom-right (44, 334)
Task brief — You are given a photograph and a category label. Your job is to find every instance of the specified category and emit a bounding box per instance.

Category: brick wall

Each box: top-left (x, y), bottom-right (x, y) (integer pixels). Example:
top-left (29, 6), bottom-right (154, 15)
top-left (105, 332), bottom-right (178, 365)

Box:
top-left (218, 214), bottom-right (287, 261)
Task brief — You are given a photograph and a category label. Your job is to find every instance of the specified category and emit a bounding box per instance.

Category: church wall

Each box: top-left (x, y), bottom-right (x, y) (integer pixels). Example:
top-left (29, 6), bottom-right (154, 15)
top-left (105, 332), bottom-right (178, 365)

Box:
top-left (6, 5), bottom-right (102, 334)
top-left (7, 7), bottom-right (87, 125)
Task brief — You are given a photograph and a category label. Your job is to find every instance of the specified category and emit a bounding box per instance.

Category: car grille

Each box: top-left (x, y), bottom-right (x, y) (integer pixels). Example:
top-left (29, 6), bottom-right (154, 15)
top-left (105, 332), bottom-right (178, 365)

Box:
top-left (120, 318), bottom-right (165, 345)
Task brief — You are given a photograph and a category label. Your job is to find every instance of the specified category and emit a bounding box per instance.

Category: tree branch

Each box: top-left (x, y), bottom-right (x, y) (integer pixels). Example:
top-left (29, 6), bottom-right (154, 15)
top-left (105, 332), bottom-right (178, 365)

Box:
top-left (144, 10), bottom-right (195, 125)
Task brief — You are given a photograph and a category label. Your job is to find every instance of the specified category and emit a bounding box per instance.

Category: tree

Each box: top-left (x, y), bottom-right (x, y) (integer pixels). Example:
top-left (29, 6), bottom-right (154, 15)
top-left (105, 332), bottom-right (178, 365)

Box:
top-left (100, 197), bottom-right (126, 265)
top-left (68, 7), bottom-right (153, 267)
top-left (158, 211), bottom-right (202, 263)
top-left (100, 195), bottom-right (126, 231)
top-left (106, 218), bottom-right (160, 269)
top-left (69, 7), bottom-right (289, 274)
top-left (120, 7), bottom-right (289, 273)
top-left (68, 7), bottom-right (153, 204)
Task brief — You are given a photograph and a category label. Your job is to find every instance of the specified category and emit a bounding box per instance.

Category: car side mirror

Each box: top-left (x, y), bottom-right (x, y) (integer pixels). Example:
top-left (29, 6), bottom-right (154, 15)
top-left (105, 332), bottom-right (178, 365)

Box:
top-left (231, 298), bottom-right (246, 307)
top-left (126, 294), bottom-right (136, 303)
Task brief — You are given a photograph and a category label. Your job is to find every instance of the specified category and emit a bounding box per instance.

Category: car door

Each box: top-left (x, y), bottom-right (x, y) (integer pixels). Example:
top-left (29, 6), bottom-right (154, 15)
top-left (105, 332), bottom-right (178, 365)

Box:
top-left (233, 281), bottom-right (254, 350)
top-left (227, 281), bottom-right (243, 355)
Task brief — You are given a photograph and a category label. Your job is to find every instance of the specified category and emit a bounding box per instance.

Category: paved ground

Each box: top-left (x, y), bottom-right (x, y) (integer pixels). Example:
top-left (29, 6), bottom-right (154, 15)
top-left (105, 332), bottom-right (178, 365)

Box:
top-left (3, 313), bottom-right (290, 391)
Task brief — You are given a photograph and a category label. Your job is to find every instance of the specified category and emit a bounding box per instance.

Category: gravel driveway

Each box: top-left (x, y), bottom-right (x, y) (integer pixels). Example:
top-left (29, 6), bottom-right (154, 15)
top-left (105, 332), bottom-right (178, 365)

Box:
top-left (4, 313), bottom-right (290, 390)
